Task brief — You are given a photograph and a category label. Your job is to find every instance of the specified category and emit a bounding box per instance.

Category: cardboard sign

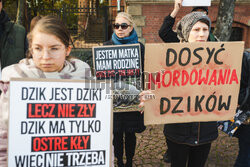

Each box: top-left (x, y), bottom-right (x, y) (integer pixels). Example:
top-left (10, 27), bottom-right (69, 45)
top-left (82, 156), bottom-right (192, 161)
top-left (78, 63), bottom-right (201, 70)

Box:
top-left (8, 78), bottom-right (113, 167)
top-left (144, 42), bottom-right (244, 125)
top-left (93, 44), bottom-right (142, 112)
top-left (182, 0), bottom-right (211, 6)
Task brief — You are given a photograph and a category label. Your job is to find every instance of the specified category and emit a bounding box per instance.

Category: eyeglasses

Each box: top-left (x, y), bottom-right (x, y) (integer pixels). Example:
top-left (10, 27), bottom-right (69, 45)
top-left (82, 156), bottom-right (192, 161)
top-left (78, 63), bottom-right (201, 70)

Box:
top-left (30, 46), bottom-right (66, 58)
top-left (113, 23), bottom-right (130, 30)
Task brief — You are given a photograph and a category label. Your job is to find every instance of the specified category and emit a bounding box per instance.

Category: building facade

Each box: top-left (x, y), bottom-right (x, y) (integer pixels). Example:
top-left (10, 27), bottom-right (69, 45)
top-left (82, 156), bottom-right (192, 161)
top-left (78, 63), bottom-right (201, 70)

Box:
top-left (122, 0), bottom-right (250, 48)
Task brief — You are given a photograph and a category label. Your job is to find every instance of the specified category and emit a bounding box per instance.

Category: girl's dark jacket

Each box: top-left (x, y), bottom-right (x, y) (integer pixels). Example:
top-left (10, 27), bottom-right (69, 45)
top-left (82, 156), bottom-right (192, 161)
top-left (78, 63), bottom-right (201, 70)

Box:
top-left (103, 40), bottom-right (146, 133)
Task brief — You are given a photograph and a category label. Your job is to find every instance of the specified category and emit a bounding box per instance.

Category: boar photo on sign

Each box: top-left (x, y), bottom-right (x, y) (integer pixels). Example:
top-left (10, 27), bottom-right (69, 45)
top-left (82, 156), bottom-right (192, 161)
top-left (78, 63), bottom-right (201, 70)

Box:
top-left (144, 42), bottom-right (244, 125)
top-left (93, 44), bottom-right (142, 112)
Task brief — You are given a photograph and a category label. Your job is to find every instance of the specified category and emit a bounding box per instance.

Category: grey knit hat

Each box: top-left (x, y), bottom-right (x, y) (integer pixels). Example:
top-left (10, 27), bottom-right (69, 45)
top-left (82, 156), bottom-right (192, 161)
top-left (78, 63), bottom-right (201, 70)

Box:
top-left (176, 12), bottom-right (211, 42)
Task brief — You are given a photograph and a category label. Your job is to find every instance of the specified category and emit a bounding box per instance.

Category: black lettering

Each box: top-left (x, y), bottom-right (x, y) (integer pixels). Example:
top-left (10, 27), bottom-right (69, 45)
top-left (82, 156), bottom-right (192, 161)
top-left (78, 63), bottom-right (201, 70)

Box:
top-left (160, 97), bottom-right (171, 114)
top-left (21, 121), bottom-right (27, 134)
top-left (195, 95), bottom-right (205, 112)
top-left (95, 120), bottom-right (101, 132)
top-left (206, 95), bottom-right (217, 112)
top-left (30, 87), bottom-right (35, 100)
top-left (21, 88), bottom-right (28, 100)
top-left (166, 48), bottom-right (177, 67)
top-left (88, 120), bottom-right (94, 132)
top-left (76, 88), bottom-right (82, 100)
top-left (187, 96), bottom-right (191, 112)
top-left (206, 47), bottom-right (215, 64)
top-left (193, 47), bottom-right (203, 65)
top-left (218, 95), bottom-right (231, 110)
top-left (172, 97), bottom-right (184, 113)
top-left (214, 44), bottom-right (224, 65)
top-left (179, 47), bottom-right (191, 66)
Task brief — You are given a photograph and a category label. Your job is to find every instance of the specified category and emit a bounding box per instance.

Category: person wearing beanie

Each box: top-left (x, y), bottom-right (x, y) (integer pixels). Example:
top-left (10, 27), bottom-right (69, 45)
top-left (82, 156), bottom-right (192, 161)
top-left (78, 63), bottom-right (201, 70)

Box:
top-left (158, 0), bottom-right (217, 163)
top-left (176, 12), bottom-right (211, 42)
top-left (158, 12), bottom-right (218, 167)
top-left (158, 0), bottom-right (217, 44)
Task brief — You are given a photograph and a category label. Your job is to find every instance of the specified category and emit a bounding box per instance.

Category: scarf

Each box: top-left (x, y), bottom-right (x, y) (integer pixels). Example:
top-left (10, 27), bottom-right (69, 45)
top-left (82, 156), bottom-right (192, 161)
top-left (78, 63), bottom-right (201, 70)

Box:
top-left (4, 58), bottom-right (92, 80)
top-left (111, 29), bottom-right (138, 45)
top-left (0, 58), bottom-right (92, 127)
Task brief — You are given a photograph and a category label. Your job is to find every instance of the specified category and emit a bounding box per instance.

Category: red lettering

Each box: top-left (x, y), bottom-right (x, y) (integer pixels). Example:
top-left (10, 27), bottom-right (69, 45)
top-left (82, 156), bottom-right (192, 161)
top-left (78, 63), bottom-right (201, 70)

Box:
top-left (54, 137), bottom-right (61, 151)
top-left (118, 70), bottom-right (126, 76)
top-left (173, 70), bottom-right (180, 86)
top-left (229, 69), bottom-right (239, 84)
top-left (61, 137), bottom-right (68, 150)
top-left (82, 136), bottom-right (90, 149)
top-left (208, 70), bottom-right (217, 85)
top-left (32, 138), bottom-right (41, 152)
top-left (218, 69), bottom-right (227, 85)
top-left (58, 104), bottom-right (66, 117)
top-left (190, 69), bottom-right (198, 85)
top-left (226, 69), bottom-right (231, 84)
top-left (182, 70), bottom-right (189, 85)
top-left (148, 72), bottom-right (161, 89)
top-left (96, 71), bottom-right (106, 78)
top-left (40, 137), bottom-right (48, 151)
top-left (34, 104), bottom-right (42, 118)
top-left (70, 136), bottom-right (78, 150)
top-left (198, 69), bottom-right (209, 85)
top-left (28, 104), bottom-right (35, 118)
top-left (77, 104), bottom-right (87, 117)
top-left (162, 71), bottom-right (172, 87)
top-left (68, 104), bottom-right (75, 117)
top-left (88, 104), bottom-right (95, 117)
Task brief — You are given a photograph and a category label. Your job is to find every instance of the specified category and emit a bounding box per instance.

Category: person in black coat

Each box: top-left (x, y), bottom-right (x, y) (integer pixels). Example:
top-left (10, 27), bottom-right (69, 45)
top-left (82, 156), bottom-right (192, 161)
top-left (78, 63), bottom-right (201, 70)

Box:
top-left (103, 12), bottom-right (145, 167)
top-left (158, 0), bottom-right (217, 43)
top-left (140, 12), bottom-right (218, 167)
top-left (233, 50), bottom-right (250, 167)
top-left (158, 0), bottom-right (217, 163)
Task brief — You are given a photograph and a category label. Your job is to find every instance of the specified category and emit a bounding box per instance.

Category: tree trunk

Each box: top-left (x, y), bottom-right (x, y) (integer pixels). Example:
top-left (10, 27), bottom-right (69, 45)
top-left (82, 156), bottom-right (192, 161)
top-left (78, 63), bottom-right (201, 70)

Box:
top-left (16, 0), bottom-right (25, 25)
top-left (213, 0), bottom-right (236, 41)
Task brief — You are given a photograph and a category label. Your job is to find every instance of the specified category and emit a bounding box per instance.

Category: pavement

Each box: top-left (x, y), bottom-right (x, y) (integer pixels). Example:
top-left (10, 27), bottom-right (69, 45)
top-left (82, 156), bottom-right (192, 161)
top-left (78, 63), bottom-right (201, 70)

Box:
top-left (114, 124), bottom-right (239, 167)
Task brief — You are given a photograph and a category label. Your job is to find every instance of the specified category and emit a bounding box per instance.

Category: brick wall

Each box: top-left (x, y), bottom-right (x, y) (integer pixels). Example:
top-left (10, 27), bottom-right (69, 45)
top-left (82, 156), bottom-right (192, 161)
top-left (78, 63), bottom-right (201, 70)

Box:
top-left (141, 3), bottom-right (250, 48)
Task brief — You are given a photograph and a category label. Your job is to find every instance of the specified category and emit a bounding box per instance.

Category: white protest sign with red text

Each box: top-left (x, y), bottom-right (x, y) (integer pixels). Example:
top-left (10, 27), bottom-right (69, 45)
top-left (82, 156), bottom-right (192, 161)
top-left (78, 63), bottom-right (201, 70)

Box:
top-left (144, 42), bottom-right (244, 125)
top-left (8, 78), bottom-right (112, 167)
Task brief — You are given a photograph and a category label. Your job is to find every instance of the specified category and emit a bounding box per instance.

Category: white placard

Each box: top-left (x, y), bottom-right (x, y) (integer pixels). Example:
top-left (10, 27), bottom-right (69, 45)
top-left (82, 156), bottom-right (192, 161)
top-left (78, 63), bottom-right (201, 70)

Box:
top-left (8, 78), bottom-right (113, 167)
top-left (182, 0), bottom-right (211, 6)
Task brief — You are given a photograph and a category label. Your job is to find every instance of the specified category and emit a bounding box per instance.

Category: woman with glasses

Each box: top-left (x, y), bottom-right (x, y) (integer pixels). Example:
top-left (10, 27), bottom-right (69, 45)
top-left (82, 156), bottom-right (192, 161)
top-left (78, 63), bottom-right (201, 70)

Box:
top-left (104, 12), bottom-right (145, 167)
top-left (0, 15), bottom-right (91, 166)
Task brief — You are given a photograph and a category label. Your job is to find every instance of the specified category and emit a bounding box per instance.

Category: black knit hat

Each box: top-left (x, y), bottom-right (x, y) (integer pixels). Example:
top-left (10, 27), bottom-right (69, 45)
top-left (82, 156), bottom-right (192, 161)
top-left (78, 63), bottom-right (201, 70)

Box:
top-left (192, 6), bottom-right (209, 15)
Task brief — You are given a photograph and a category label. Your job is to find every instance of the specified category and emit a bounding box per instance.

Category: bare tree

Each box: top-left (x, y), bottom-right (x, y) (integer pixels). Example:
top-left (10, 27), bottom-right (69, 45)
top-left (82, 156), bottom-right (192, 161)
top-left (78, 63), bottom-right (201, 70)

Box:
top-left (213, 0), bottom-right (236, 41)
top-left (16, 0), bottom-right (25, 25)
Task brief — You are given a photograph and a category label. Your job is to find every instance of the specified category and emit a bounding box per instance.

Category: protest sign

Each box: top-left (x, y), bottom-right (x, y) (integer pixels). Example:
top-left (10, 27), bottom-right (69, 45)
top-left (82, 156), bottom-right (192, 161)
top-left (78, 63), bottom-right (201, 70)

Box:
top-left (8, 78), bottom-right (113, 167)
top-left (93, 44), bottom-right (141, 79)
top-left (144, 42), bottom-right (244, 125)
top-left (182, 0), bottom-right (211, 6)
top-left (93, 44), bottom-right (142, 112)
